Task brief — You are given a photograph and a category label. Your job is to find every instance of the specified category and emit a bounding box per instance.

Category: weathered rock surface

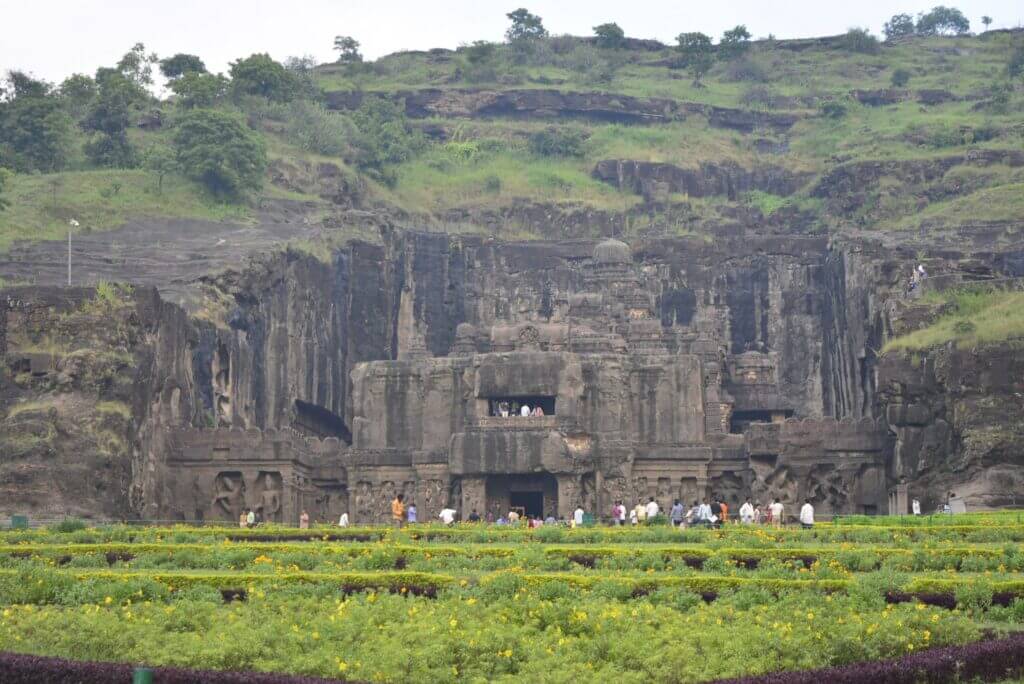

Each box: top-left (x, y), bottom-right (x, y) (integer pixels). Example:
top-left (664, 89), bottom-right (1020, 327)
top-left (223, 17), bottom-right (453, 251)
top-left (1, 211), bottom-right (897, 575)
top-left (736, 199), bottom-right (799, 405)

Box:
top-left (592, 159), bottom-right (812, 200)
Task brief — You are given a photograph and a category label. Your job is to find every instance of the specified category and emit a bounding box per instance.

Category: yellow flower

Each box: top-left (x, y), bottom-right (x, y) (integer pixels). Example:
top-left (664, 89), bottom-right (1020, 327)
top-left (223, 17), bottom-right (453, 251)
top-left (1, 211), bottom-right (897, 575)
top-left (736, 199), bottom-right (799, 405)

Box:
top-left (104, 596), bottom-right (112, 605)
top-left (338, 661), bottom-right (348, 672)
top-left (450, 618), bottom-right (458, 628)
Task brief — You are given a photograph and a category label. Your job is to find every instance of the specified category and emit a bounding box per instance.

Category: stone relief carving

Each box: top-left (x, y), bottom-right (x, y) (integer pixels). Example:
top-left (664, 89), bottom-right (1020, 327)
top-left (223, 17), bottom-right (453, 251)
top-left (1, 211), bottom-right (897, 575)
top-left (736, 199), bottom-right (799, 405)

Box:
top-left (211, 472), bottom-right (245, 520)
top-left (354, 481), bottom-right (373, 521)
top-left (255, 471), bottom-right (283, 522)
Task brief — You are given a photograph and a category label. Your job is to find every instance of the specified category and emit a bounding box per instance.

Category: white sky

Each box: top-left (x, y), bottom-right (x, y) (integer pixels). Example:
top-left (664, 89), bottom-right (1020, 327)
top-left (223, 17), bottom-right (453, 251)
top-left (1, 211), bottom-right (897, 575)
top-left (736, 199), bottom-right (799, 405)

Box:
top-left (2, 1), bottom-right (1021, 86)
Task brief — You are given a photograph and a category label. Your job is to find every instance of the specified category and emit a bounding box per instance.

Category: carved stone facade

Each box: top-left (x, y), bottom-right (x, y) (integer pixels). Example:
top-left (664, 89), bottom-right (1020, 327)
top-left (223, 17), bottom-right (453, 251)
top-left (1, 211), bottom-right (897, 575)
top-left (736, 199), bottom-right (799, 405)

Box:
top-left (151, 239), bottom-right (891, 523)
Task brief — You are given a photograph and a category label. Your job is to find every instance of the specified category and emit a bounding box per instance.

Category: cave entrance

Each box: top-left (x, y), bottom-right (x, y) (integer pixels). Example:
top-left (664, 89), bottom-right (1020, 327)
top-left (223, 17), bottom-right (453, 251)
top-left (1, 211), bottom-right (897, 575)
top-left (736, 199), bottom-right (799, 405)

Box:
top-left (510, 491), bottom-right (544, 519)
top-left (488, 396), bottom-right (556, 417)
top-left (486, 474), bottom-right (557, 520)
top-left (293, 400), bottom-right (352, 444)
top-left (729, 409), bottom-right (792, 434)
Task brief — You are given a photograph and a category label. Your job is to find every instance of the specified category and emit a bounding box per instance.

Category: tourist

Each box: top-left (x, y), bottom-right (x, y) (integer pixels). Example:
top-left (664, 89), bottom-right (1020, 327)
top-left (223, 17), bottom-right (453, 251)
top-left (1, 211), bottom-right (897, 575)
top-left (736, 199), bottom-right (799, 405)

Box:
top-left (683, 501), bottom-right (698, 527)
top-left (710, 498), bottom-right (722, 529)
top-left (407, 501), bottom-right (417, 524)
top-left (629, 505), bottom-right (639, 525)
top-left (645, 497), bottom-right (660, 521)
top-left (533, 405), bottom-right (545, 416)
top-left (753, 501), bottom-right (763, 524)
top-left (467, 509), bottom-right (481, 522)
top-left (799, 499), bottom-right (814, 529)
top-left (635, 501), bottom-right (647, 524)
top-left (338, 512), bottom-right (349, 527)
top-left (391, 494), bottom-right (405, 528)
top-left (499, 402), bottom-right (509, 418)
top-left (769, 498), bottom-right (785, 528)
top-left (238, 510), bottom-right (247, 529)
top-left (299, 510), bottom-right (310, 529)
top-left (720, 500), bottom-right (730, 525)
top-left (617, 500), bottom-right (627, 526)
top-left (739, 498), bottom-right (755, 524)
top-left (439, 506), bottom-right (457, 526)
top-left (508, 509), bottom-right (521, 525)
top-left (520, 403), bottom-right (531, 417)
top-left (245, 509), bottom-right (256, 528)
top-left (573, 505), bottom-right (585, 527)
top-left (486, 510), bottom-right (495, 523)
top-left (697, 498), bottom-right (713, 526)
top-left (670, 499), bottom-right (684, 527)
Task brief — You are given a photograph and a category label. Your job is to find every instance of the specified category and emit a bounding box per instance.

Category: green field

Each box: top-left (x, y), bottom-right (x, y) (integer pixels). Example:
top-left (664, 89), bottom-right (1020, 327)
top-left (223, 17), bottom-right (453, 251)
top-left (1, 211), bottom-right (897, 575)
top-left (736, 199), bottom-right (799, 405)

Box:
top-left (1, 515), bottom-right (1024, 681)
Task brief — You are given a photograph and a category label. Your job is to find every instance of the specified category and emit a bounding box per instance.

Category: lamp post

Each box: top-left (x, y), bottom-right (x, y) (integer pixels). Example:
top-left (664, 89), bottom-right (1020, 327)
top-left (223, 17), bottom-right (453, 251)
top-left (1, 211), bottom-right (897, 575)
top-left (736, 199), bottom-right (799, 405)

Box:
top-left (67, 219), bottom-right (79, 286)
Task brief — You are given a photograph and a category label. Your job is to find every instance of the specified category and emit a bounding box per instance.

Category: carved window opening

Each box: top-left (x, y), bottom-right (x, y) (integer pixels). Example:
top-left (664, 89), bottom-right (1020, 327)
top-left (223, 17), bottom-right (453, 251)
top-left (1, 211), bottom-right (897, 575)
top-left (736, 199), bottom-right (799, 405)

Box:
top-left (729, 409), bottom-right (791, 434)
top-left (487, 396), bottom-right (556, 417)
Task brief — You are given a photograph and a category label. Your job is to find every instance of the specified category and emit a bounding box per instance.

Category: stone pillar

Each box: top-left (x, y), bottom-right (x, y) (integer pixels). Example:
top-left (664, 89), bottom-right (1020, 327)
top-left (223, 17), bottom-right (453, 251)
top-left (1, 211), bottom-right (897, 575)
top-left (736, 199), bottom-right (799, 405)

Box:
top-left (888, 483), bottom-right (909, 516)
top-left (460, 477), bottom-right (486, 522)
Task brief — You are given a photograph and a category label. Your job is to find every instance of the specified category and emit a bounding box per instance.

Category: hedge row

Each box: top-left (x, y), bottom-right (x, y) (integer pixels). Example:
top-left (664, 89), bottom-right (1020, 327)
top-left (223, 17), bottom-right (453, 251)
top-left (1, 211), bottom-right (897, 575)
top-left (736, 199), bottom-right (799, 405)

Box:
top-left (0, 651), bottom-right (355, 683)
top-left (712, 631), bottom-right (1024, 684)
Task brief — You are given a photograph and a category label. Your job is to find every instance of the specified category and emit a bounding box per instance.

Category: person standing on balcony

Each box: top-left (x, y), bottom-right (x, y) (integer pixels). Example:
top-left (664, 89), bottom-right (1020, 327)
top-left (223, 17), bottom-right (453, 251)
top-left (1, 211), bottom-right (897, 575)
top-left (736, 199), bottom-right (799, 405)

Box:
top-left (520, 403), bottom-right (531, 417)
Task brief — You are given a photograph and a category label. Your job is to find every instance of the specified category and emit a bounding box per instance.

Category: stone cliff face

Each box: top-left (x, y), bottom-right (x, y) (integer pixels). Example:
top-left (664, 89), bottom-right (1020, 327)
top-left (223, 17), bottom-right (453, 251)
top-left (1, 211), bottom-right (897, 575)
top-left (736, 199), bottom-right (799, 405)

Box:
top-left (2, 228), bottom-right (1022, 519)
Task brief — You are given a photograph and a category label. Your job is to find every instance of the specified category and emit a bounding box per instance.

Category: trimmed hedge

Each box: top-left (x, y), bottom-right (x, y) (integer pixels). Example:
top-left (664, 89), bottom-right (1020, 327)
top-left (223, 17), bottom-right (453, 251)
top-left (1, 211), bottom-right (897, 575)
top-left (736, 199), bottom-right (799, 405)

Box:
top-left (0, 651), bottom-right (356, 683)
top-left (712, 631), bottom-right (1024, 684)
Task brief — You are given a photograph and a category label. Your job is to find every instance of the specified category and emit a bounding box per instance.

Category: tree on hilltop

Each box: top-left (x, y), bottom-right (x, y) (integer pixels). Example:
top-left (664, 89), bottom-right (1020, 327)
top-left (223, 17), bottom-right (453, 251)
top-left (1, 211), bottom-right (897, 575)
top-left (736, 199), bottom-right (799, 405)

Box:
top-left (0, 168), bottom-right (10, 211)
top-left (506, 8), bottom-right (548, 42)
top-left (230, 53), bottom-right (296, 102)
top-left (117, 42), bottom-right (159, 89)
top-left (883, 14), bottom-right (915, 41)
top-left (915, 6), bottom-right (971, 36)
top-left (83, 70), bottom-right (139, 168)
top-left (0, 71), bottom-right (73, 173)
top-left (719, 25), bottom-right (752, 60)
top-left (333, 36), bottom-right (362, 65)
top-left (981, 16), bottom-right (993, 29)
top-left (593, 23), bottom-right (625, 49)
top-left (159, 54), bottom-right (207, 80)
top-left (675, 32), bottom-right (714, 86)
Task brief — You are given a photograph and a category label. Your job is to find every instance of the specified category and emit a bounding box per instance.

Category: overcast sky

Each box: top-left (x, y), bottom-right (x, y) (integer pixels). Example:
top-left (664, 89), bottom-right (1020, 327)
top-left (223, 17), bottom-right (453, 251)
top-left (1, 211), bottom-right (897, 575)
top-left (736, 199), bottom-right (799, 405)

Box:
top-left (3, 1), bottom-right (1021, 86)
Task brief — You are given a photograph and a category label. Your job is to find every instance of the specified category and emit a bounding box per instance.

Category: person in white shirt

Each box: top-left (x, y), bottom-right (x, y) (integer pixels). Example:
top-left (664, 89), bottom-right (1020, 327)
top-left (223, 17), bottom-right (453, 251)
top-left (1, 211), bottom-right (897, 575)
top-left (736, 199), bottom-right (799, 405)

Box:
top-left (739, 498), bottom-right (755, 524)
top-left (573, 506), bottom-right (584, 527)
top-left (799, 499), bottom-right (814, 529)
top-left (439, 507), bottom-right (457, 525)
top-left (697, 499), bottom-right (713, 526)
top-left (338, 512), bottom-right (349, 527)
top-left (629, 507), bottom-right (638, 525)
top-left (520, 404), bottom-right (531, 417)
top-left (769, 498), bottom-right (784, 528)
top-left (645, 497), bottom-right (660, 521)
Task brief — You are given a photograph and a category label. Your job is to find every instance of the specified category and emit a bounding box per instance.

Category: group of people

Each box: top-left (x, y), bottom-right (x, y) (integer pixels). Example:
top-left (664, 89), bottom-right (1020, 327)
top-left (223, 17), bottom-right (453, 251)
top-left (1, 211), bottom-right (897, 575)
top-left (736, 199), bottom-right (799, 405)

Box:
top-left (328, 495), bottom-right (817, 528)
top-left (610, 496), bottom-right (816, 529)
top-left (492, 401), bottom-right (546, 418)
top-left (907, 263), bottom-right (928, 294)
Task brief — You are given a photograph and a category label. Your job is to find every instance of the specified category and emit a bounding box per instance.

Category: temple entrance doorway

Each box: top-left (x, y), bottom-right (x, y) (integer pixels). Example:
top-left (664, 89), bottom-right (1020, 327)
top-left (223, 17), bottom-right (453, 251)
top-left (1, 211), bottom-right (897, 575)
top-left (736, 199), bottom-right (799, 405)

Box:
top-left (510, 491), bottom-right (544, 519)
top-left (485, 473), bottom-right (558, 520)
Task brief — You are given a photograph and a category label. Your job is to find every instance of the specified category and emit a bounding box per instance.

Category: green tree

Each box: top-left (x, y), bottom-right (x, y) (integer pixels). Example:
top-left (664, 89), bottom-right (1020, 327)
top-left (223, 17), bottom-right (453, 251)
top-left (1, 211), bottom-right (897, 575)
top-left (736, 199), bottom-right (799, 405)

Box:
top-left (58, 73), bottom-right (97, 119)
top-left (229, 53), bottom-right (296, 102)
top-left (883, 14), bottom-right (916, 40)
top-left (839, 27), bottom-right (880, 54)
top-left (159, 53), bottom-right (207, 80)
top-left (981, 16), bottom-right (993, 29)
top-left (333, 36), bottom-right (362, 64)
top-left (82, 71), bottom-right (138, 167)
top-left (593, 23), bottom-right (625, 49)
top-left (142, 144), bottom-right (178, 194)
top-left (505, 8), bottom-right (548, 42)
top-left (915, 6), bottom-right (970, 36)
top-left (0, 71), bottom-right (73, 172)
top-left (350, 96), bottom-right (425, 184)
top-left (117, 42), bottom-right (159, 88)
top-left (675, 32), bottom-right (714, 86)
top-left (173, 109), bottom-right (266, 198)
top-left (169, 71), bottom-right (229, 108)
top-left (891, 67), bottom-right (912, 87)
top-left (719, 25), bottom-right (752, 60)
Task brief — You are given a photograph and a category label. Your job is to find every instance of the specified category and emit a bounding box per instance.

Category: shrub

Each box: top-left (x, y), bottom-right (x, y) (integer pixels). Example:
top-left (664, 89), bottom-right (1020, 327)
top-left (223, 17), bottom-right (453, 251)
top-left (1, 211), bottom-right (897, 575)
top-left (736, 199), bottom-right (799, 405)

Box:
top-left (725, 56), bottom-right (770, 83)
top-left (839, 28), bottom-right (880, 54)
top-left (173, 109), bottom-right (267, 198)
top-left (527, 127), bottom-right (586, 157)
top-left (593, 22), bottom-right (625, 49)
top-left (956, 578), bottom-right (994, 611)
top-left (883, 13), bottom-right (916, 41)
top-left (819, 100), bottom-right (848, 118)
top-left (891, 68), bottom-right (912, 87)
top-left (51, 518), bottom-right (87, 533)
top-left (740, 85), bottom-right (780, 109)
top-left (283, 100), bottom-right (358, 158)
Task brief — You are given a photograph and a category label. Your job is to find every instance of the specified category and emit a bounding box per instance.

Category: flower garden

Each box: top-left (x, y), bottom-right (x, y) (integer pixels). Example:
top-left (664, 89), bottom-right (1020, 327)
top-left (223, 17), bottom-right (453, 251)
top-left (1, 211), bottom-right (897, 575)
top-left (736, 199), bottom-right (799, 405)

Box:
top-left (2, 514), bottom-right (1024, 683)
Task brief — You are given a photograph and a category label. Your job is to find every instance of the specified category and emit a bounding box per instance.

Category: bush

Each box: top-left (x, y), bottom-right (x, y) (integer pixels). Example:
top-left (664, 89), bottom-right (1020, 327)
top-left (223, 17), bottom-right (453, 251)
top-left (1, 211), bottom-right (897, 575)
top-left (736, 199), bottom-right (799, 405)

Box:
top-left (740, 85), bottom-right (781, 109)
top-left (819, 100), bottom-right (848, 118)
top-left (839, 28), bottom-right (880, 54)
top-left (883, 14), bottom-right (916, 41)
top-left (527, 127), bottom-right (586, 157)
top-left (724, 55), bottom-right (770, 83)
top-left (350, 96), bottom-right (426, 181)
top-left (229, 53), bottom-right (298, 103)
top-left (173, 109), bottom-right (267, 198)
top-left (283, 100), bottom-right (358, 158)
top-left (51, 518), bottom-right (87, 533)
top-left (891, 68), bottom-right (912, 88)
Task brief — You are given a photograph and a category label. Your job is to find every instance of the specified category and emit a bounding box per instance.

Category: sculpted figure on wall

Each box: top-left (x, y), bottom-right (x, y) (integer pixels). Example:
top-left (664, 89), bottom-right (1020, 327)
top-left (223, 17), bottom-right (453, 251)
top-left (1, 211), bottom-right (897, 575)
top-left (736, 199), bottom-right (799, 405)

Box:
top-left (211, 472), bottom-right (246, 520)
top-left (255, 471), bottom-right (283, 522)
top-left (378, 481), bottom-right (397, 522)
top-left (354, 481), bottom-right (373, 521)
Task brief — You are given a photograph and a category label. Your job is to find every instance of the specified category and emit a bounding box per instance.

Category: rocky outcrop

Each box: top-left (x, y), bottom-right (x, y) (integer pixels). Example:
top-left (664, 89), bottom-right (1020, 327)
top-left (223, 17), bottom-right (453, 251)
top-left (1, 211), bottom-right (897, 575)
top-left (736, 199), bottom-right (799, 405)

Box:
top-left (850, 89), bottom-right (959, 106)
top-left (878, 343), bottom-right (1024, 511)
top-left (324, 88), bottom-right (803, 131)
top-left (592, 159), bottom-right (811, 200)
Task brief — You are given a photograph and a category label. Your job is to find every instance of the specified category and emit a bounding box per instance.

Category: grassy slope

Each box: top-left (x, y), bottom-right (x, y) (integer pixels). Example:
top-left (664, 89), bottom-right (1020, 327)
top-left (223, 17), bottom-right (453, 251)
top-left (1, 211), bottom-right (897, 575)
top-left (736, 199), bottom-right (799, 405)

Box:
top-left (884, 288), bottom-right (1024, 352)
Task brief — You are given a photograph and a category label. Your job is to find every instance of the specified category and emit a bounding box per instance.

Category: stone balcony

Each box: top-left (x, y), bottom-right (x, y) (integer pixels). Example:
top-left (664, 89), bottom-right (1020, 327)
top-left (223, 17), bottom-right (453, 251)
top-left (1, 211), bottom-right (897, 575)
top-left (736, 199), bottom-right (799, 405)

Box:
top-left (473, 415), bottom-right (560, 431)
